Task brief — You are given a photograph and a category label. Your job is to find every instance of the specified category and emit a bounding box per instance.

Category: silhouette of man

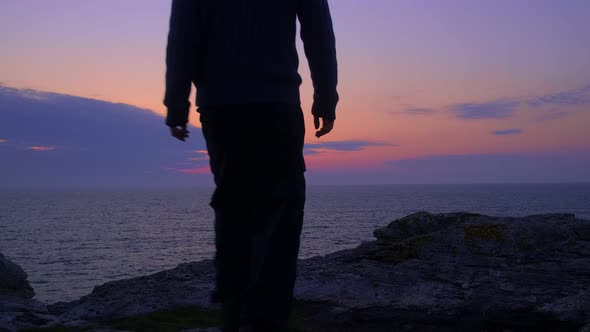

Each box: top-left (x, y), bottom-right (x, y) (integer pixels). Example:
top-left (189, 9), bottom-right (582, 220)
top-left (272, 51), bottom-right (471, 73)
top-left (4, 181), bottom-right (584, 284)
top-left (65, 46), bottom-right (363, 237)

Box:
top-left (164, 1), bottom-right (338, 331)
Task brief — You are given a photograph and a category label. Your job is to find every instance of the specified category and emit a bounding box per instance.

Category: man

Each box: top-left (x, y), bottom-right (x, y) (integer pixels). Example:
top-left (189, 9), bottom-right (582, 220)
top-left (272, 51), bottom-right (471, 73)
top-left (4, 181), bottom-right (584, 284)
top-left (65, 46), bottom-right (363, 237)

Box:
top-left (164, 1), bottom-right (338, 331)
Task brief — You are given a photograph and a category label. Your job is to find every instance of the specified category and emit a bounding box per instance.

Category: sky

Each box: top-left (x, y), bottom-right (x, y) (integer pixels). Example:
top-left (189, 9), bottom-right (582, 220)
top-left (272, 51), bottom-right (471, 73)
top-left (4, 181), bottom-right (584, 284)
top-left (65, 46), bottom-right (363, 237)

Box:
top-left (1, 0), bottom-right (589, 187)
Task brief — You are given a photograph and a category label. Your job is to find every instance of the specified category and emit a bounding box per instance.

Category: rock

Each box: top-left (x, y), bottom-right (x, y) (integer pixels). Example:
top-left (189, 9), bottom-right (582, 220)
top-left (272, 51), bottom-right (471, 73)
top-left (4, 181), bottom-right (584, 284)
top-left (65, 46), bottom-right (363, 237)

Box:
top-left (0, 300), bottom-right (59, 332)
top-left (294, 212), bottom-right (590, 331)
top-left (0, 254), bottom-right (59, 332)
top-left (46, 212), bottom-right (590, 331)
top-left (84, 329), bottom-right (134, 332)
top-left (0, 253), bottom-right (34, 299)
top-left (49, 259), bottom-right (218, 322)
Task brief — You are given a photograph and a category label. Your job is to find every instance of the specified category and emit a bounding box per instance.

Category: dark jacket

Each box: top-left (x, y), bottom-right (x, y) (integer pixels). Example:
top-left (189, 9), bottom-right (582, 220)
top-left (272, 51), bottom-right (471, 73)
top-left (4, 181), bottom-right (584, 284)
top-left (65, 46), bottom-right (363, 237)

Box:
top-left (164, 0), bottom-right (339, 127)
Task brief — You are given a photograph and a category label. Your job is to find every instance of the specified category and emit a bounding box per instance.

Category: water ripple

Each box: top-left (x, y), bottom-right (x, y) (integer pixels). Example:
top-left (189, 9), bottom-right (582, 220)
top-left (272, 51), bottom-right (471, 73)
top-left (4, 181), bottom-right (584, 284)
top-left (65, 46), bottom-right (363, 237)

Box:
top-left (1, 184), bottom-right (589, 303)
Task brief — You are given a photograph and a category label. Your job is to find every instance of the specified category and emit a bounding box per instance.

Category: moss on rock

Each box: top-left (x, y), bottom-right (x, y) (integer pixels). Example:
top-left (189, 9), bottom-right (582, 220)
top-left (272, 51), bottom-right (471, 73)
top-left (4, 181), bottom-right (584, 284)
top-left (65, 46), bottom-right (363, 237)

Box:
top-left (458, 213), bottom-right (482, 223)
top-left (463, 224), bottom-right (506, 243)
top-left (367, 234), bottom-right (434, 263)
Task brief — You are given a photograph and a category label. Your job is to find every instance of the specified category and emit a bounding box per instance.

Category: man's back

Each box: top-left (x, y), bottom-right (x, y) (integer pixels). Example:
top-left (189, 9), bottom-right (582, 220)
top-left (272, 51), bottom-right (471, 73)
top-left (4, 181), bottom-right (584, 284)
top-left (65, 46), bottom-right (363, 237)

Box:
top-left (165, 0), bottom-right (338, 127)
top-left (195, 0), bottom-right (302, 107)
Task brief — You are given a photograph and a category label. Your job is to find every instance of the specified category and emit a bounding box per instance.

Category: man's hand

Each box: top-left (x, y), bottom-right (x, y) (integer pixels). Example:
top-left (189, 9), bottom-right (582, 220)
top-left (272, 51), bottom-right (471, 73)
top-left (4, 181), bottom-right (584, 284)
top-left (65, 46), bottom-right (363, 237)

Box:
top-left (169, 125), bottom-right (190, 142)
top-left (314, 116), bottom-right (335, 138)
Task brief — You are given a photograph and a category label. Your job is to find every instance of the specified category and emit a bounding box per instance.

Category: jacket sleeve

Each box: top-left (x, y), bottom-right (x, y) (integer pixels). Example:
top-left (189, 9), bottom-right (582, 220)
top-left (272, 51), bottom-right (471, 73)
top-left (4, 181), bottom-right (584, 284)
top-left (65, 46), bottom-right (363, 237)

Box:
top-left (164, 0), bottom-right (197, 127)
top-left (298, 0), bottom-right (339, 120)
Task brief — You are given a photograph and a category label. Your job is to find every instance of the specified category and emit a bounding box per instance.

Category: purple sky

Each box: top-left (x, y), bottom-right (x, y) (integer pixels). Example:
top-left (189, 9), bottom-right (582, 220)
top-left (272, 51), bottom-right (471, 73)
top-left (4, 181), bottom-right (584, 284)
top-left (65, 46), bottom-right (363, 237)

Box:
top-left (1, 0), bottom-right (589, 186)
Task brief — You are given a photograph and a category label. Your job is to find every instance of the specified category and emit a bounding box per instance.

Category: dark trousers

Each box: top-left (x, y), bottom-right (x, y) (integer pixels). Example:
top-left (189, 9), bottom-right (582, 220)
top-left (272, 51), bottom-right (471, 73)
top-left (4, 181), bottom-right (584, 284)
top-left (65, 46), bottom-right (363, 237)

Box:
top-left (199, 104), bottom-right (306, 332)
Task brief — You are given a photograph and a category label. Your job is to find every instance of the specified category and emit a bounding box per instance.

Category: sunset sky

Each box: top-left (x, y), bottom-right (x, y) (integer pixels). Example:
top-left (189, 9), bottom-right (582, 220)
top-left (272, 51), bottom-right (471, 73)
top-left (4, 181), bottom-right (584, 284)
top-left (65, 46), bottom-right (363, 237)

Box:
top-left (1, 0), bottom-right (589, 187)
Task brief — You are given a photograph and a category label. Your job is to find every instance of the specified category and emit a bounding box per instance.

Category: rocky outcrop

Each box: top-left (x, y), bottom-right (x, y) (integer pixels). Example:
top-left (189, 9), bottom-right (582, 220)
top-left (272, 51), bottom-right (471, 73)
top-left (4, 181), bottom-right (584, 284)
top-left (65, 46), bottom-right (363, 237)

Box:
top-left (0, 253), bottom-right (34, 299)
top-left (0, 254), bottom-right (57, 332)
top-left (11, 212), bottom-right (590, 331)
top-left (295, 212), bottom-right (590, 331)
top-left (49, 260), bottom-right (218, 322)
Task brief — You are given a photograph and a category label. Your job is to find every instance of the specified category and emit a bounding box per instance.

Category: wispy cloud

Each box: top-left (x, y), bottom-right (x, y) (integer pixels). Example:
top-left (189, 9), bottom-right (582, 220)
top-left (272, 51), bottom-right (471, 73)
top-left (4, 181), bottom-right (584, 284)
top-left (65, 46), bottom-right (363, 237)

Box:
top-left (27, 146), bottom-right (57, 151)
top-left (303, 149), bottom-right (320, 156)
top-left (0, 139), bottom-right (7, 143)
top-left (187, 150), bottom-right (209, 164)
top-left (491, 128), bottom-right (522, 136)
top-left (535, 109), bottom-right (571, 122)
top-left (452, 100), bottom-right (520, 120)
top-left (440, 84), bottom-right (590, 122)
top-left (305, 140), bottom-right (394, 154)
top-left (165, 166), bottom-right (210, 175)
top-left (528, 85), bottom-right (590, 107)
top-left (187, 150), bottom-right (210, 161)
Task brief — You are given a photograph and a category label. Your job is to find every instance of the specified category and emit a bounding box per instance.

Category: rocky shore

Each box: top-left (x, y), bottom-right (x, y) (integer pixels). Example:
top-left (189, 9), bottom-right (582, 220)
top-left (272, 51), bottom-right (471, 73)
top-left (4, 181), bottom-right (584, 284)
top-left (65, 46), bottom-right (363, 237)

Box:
top-left (0, 253), bottom-right (58, 330)
top-left (2, 212), bottom-right (590, 331)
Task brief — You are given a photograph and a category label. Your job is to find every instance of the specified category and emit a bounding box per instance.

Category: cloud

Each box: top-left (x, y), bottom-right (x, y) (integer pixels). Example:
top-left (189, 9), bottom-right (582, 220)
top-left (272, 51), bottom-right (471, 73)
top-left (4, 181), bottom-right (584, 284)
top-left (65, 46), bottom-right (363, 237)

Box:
top-left (0, 139), bottom-right (7, 143)
top-left (0, 85), bottom-right (209, 188)
top-left (452, 100), bottom-right (520, 120)
top-left (173, 166), bottom-right (211, 175)
top-left (399, 84), bottom-right (589, 122)
top-left (303, 149), bottom-right (321, 156)
top-left (491, 128), bottom-right (522, 136)
top-left (535, 109), bottom-right (571, 122)
top-left (528, 85), bottom-right (590, 107)
top-left (27, 146), bottom-right (58, 151)
top-left (186, 150), bottom-right (210, 161)
top-left (305, 140), bottom-right (394, 154)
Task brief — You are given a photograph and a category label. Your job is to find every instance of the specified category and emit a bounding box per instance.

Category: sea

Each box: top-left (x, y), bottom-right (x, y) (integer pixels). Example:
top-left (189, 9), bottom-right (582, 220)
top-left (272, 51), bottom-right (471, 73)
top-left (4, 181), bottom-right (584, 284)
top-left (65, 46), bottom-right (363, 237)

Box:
top-left (1, 183), bottom-right (589, 304)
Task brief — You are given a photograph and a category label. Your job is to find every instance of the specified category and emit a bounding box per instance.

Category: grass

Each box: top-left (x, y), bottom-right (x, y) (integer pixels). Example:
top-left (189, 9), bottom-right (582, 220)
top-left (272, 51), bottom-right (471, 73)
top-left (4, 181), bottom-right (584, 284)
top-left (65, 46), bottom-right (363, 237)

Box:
top-left (106, 306), bottom-right (220, 332)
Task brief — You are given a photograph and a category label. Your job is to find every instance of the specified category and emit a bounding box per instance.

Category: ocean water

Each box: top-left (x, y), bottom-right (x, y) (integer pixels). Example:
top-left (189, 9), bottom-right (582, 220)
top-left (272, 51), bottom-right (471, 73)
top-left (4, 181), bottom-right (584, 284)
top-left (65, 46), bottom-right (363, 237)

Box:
top-left (1, 183), bottom-right (589, 304)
